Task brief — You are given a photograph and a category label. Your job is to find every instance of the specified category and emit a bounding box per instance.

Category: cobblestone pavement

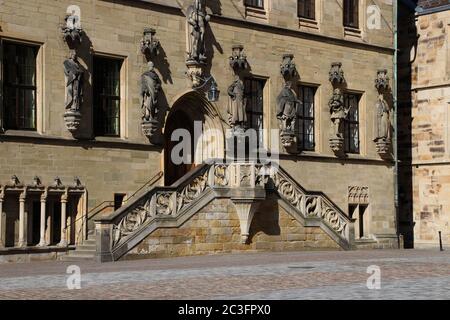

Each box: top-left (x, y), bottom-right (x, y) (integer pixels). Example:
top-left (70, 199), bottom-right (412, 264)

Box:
top-left (0, 250), bottom-right (449, 300)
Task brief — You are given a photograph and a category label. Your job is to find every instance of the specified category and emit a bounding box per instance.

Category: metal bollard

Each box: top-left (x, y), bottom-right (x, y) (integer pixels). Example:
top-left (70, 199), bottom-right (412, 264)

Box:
top-left (439, 231), bottom-right (444, 252)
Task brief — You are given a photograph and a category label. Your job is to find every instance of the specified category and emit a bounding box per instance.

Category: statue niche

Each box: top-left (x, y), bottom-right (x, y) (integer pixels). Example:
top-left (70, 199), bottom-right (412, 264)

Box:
top-left (63, 51), bottom-right (83, 133)
top-left (141, 61), bottom-right (162, 141)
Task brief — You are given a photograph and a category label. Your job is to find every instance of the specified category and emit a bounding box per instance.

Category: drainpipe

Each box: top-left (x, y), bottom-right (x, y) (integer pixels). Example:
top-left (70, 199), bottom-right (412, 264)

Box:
top-left (393, 0), bottom-right (399, 244)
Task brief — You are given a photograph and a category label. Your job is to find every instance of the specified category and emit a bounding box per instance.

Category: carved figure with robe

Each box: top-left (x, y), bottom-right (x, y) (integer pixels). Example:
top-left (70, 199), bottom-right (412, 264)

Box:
top-left (141, 61), bottom-right (162, 122)
top-left (329, 88), bottom-right (346, 138)
top-left (276, 83), bottom-right (299, 133)
top-left (227, 76), bottom-right (247, 131)
top-left (374, 93), bottom-right (391, 142)
top-left (64, 51), bottom-right (83, 112)
top-left (186, 0), bottom-right (210, 63)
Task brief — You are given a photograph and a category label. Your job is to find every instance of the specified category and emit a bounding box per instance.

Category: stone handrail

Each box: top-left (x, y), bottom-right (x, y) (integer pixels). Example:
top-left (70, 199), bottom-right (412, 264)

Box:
top-left (268, 166), bottom-right (355, 249)
top-left (95, 161), bottom-right (354, 262)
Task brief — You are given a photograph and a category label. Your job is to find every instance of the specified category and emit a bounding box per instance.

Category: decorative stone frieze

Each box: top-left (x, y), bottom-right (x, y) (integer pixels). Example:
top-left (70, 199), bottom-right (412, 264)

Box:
top-left (348, 186), bottom-right (369, 205)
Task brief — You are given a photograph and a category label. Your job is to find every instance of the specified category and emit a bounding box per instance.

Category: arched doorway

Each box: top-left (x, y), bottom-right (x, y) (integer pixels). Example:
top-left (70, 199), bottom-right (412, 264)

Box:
top-left (164, 91), bottom-right (225, 186)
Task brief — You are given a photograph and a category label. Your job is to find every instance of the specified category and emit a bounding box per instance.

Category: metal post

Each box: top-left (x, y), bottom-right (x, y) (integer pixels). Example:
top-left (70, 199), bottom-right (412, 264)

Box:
top-left (439, 231), bottom-right (444, 252)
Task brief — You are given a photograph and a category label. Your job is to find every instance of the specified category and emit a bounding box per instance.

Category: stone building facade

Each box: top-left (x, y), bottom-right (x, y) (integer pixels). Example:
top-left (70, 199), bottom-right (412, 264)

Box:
top-left (0, 0), bottom-right (397, 263)
top-left (398, 0), bottom-right (450, 249)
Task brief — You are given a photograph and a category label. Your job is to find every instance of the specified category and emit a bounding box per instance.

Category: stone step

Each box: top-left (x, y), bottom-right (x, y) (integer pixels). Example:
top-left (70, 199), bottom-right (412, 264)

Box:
top-left (75, 244), bottom-right (96, 251)
top-left (60, 254), bottom-right (94, 262)
top-left (69, 249), bottom-right (96, 256)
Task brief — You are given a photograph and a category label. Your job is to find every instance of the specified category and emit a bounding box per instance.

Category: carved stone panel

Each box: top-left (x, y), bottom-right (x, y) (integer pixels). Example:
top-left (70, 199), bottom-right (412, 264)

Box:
top-left (348, 186), bottom-right (369, 205)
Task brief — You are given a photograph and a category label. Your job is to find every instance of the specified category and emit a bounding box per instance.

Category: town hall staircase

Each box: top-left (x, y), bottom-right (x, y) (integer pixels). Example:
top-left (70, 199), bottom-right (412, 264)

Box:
top-left (78, 161), bottom-right (355, 262)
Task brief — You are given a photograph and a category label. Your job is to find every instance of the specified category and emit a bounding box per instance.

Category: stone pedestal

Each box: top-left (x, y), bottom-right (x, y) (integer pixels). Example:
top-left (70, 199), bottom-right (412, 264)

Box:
top-left (329, 136), bottom-right (344, 154)
top-left (141, 119), bottom-right (159, 141)
top-left (64, 110), bottom-right (82, 133)
top-left (186, 61), bottom-right (205, 88)
top-left (94, 220), bottom-right (113, 263)
top-left (375, 139), bottom-right (391, 156)
top-left (281, 130), bottom-right (297, 153)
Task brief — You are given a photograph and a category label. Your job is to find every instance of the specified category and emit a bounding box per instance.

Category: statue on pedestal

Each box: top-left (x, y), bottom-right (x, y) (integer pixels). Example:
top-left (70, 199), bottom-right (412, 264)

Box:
top-left (64, 51), bottom-right (83, 112)
top-left (276, 83), bottom-right (298, 134)
top-left (329, 88), bottom-right (346, 139)
top-left (186, 0), bottom-right (210, 64)
top-left (141, 61), bottom-right (162, 140)
top-left (227, 76), bottom-right (247, 133)
top-left (141, 62), bottom-right (161, 122)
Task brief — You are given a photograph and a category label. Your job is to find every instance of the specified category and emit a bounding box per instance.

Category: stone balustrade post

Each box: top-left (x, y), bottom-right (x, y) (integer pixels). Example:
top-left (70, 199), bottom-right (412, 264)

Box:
top-left (95, 220), bottom-right (113, 263)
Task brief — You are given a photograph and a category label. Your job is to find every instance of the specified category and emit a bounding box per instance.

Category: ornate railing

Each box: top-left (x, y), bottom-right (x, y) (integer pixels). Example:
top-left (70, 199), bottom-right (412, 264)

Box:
top-left (270, 167), bottom-right (353, 246)
top-left (95, 161), bottom-right (354, 262)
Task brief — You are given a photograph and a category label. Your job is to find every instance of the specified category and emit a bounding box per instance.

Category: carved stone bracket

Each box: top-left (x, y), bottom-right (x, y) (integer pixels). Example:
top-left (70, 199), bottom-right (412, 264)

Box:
top-left (61, 13), bottom-right (83, 49)
top-left (329, 62), bottom-right (345, 85)
top-left (375, 69), bottom-right (390, 92)
top-left (186, 61), bottom-right (205, 88)
top-left (280, 54), bottom-right (298, 81)
top-left (233, 201), bottom-right (260, 244)
top-left (141, 28), bottom-right (160, 61)
top-left (229, 45), bottom-right (248, 74)
top-left (64, 110), bottom-right (82, 133)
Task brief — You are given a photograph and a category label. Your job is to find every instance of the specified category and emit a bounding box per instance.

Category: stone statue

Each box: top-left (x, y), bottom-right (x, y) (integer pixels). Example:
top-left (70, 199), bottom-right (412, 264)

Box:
top-left (374, 93), bottom-right (390, 142)
top-left (329, 88), bottom-right (346, 138)
top-left (63, 51), bottom-right (83, 112)
top-left (276, 83), bottom-right (298, 133)
top-left (141, 61), bottom-right (162, 122)
top-left (227, 76), bottom-right (247, 131)
top-left (186, 0), bottom-right (210, 64)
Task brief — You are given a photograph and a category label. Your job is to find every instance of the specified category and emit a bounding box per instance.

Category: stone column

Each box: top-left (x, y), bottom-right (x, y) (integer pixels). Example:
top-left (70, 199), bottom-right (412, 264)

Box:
top-left (58, 193), bottom-right (68, 247)
top-left (37, 194), bottom-right (47, 247)
top-left (17, 192), bottom-right (27, 247)
top-left (0, 194), bottom-right (4, 248)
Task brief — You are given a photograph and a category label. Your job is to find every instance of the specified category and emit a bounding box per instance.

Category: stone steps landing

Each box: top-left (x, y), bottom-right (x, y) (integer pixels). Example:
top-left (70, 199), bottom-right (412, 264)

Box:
top-left (59, 237), bottom-right (96, 262)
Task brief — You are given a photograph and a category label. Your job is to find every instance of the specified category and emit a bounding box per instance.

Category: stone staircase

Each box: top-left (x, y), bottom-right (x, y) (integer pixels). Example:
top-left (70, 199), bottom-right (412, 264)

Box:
top-left (60, 235), bottom-right (96, 261)
top-left (94, 161), bottom-right (356, 262)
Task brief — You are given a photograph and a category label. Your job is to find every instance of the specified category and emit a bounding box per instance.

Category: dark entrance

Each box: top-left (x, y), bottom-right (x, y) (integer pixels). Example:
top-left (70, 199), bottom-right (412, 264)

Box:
top-left (51, 201), bottom-right (61, 245)
top-left (31, 201), bottom-right (40, 245)
top-left (164, 109), bottom-right (197, 186)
